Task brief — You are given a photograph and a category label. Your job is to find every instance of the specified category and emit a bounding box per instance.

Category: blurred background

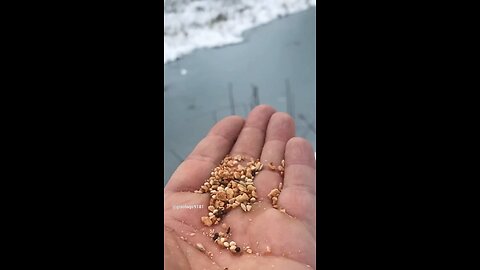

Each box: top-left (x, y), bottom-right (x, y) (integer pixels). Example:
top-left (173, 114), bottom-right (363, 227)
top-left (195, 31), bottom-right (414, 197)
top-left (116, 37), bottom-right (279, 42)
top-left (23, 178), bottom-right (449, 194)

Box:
top-left (164, 0), bottom-right (316, 185)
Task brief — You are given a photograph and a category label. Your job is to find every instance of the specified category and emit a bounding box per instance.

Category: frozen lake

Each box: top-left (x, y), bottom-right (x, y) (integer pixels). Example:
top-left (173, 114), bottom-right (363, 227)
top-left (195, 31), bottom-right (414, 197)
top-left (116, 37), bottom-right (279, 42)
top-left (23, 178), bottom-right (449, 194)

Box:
top-left (164, 7), bottom-right (316, 185)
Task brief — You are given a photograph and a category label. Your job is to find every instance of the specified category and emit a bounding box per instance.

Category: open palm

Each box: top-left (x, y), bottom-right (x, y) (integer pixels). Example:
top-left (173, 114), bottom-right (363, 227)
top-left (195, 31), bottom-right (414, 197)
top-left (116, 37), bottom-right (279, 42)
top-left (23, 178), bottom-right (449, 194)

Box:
top-left (164, 105), bottom-right (316, 270)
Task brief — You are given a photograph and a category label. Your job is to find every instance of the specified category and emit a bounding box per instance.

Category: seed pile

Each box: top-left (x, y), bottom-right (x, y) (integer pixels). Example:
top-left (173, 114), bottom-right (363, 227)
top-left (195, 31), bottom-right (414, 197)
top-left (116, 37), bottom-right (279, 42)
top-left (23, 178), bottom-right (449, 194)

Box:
top-left (195, 155), bottom-right (262, 227)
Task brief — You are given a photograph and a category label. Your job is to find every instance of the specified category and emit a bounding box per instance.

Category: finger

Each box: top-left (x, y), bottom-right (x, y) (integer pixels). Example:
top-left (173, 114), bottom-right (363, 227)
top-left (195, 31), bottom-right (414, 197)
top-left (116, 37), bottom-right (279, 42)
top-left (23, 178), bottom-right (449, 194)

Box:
top-left (254, 112), bottom-right (295, 200)
top-left (230, 105), bottom-right (276, 159)
top-left (278, 137), bottom-right (316, 227)
top-left (165, 116), bottom-right (245, 192)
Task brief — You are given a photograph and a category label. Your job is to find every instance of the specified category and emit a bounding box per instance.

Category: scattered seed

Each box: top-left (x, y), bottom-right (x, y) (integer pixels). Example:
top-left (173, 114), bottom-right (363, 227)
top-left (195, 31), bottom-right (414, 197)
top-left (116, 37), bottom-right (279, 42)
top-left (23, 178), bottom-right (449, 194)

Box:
top-left (241, 203), bottom-right (247, 212)
top-left (246, 248), bottom-right (253, 254)
top-left (268, 162), bottom-right (276, 170)
top-left (213, 233), bottom-right (219, 241)
top-left (246, 204), bottom-right (252, 211)
top-left (226, 227), bottom-right (230, 234)
top-left (268, 189), bottom-right (280, 198)
top-left (196, 243), bottom-right (206, 252)
top-left (224, 242), bottom-right (230, 247)
top-left (235, 247), bottom-right (241, 253)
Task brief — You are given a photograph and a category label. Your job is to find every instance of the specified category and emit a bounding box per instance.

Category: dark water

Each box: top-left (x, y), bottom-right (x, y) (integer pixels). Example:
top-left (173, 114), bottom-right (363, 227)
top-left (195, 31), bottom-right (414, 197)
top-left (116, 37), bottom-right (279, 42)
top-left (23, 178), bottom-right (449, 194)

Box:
top-left (164, 8), bottom-right (316, 185)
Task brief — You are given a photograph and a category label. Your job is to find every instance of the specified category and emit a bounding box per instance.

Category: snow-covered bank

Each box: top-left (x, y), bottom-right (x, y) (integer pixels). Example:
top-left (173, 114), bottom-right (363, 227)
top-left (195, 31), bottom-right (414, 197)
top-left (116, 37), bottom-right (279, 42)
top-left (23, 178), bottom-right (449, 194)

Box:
top-left (164, 0), bottom-right (316, 64)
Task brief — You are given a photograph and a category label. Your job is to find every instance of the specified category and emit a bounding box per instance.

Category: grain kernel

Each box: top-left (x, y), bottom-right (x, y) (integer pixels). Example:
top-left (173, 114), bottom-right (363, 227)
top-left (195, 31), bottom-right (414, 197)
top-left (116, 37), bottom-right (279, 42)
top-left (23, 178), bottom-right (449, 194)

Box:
top-left (224, 242), bottom-right (230, 247)
top-left (268, 188), bottom-right (280, 198)
top-left (208, 206), bottom-right (215, 212)
top-left (216, 191), bottom-right (227, 201)
top-left (268, 162), bottom-right (275, 170)
top-left (201, 216), bottom-right (213, 226)
top-left (241, 203), bottom-right (247, 212)
top-left (196, 243), bottom-right (206, 252)
top-left (235, 194), bottom-right (247, 203)
top-left (246, 168), bottom-right (253, 178)
top-left (238, 184), bottom-right (246, 192)
top-left (247, 185), bottom-right (256, 191)
top-left (246, 204), bottom-right (252, 211)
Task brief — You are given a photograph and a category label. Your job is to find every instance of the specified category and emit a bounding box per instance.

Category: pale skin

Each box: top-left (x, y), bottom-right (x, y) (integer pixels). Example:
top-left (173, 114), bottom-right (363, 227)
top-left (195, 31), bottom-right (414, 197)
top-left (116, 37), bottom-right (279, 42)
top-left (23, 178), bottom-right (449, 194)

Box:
top-left (164, 105), bottom-right (316, 270)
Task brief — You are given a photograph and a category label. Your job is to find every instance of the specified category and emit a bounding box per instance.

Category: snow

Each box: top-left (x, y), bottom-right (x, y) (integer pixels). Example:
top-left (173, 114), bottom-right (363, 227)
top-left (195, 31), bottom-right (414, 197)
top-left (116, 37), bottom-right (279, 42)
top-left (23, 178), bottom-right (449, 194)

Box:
top-left (164, 0), bottom-right (316, 64)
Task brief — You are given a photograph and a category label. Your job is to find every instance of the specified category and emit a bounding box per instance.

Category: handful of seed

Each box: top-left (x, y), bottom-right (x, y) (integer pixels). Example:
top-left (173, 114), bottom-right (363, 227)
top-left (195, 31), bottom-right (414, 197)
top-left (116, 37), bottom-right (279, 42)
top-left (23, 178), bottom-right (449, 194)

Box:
top-left (194, 155), bottom-right (288, 255)
top-left (195, 154), bottom-right (262, 227)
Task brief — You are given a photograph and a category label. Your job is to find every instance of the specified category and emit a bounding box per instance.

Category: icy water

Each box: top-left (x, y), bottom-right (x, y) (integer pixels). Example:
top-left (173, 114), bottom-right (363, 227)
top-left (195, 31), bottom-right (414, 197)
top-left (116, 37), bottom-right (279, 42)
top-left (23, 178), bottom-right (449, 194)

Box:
top-left (164, 8), bottom-right (316, 185)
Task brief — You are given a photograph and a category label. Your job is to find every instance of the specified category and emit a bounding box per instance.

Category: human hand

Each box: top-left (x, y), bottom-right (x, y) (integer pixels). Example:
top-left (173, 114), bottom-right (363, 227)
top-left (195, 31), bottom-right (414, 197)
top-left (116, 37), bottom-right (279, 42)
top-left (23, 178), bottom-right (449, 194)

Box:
top-left (164, 105), bottom-right (316, 270)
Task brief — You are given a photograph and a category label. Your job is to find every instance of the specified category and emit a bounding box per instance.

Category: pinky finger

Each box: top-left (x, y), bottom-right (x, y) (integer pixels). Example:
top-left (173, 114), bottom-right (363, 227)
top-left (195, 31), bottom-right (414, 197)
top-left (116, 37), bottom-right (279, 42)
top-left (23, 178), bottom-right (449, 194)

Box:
top-left (278, 137), bottom-right (316, 231)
